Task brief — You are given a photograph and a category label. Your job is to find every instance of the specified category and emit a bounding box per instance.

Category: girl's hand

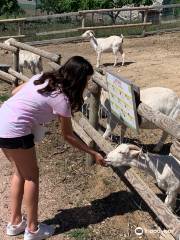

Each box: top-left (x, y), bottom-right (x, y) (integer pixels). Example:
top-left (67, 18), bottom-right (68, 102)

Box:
top-left (94, 152), bottom-right (106, 166)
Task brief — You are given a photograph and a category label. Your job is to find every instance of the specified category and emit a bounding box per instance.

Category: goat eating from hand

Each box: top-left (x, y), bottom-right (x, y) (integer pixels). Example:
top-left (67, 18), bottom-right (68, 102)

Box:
top-left (105, 144), bottom-right (180, 210)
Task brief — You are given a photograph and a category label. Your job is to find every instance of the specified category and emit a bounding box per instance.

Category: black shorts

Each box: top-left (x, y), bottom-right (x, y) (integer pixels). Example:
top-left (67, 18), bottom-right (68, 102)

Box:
top-left (0, 134), bottom-right (35, 149)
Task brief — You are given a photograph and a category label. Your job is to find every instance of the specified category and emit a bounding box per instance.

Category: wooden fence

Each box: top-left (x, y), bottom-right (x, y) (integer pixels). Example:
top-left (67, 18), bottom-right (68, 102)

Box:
top-left (0, 40), bottom-right (180, 240)
top-left (75, 71), bottom-right (180, 240)
top-left (0, 39), bottom-right (61, 86)
top-left (46, 61), bottom-right (180, 239)
top-left (0, 4), bottom-right (179, 44)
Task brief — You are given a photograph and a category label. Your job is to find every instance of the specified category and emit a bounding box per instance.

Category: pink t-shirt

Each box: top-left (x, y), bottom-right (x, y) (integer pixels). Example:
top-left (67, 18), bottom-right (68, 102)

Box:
top-left (0, 74), bottom-right (71, 138)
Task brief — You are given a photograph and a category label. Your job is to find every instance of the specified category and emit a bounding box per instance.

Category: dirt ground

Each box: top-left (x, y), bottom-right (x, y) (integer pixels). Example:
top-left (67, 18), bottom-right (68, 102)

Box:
top-left (0, 32), bottom-right (180, 240)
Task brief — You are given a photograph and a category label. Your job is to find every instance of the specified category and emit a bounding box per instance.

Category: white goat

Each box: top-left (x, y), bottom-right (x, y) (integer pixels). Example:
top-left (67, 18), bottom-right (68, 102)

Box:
top-left (100, 87), bottom-right (180, 152)
top-left (105, 144), bottom-right (180, 210)
top-left (4, 38), bottom-right (43, 74)
top-left (82, 30), bottom-right (125, 68)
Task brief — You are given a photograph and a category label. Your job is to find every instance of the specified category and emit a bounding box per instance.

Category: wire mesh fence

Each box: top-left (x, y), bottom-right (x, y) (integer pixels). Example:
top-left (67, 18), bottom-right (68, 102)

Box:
top-left (0, 4), bottom-right (179, 43)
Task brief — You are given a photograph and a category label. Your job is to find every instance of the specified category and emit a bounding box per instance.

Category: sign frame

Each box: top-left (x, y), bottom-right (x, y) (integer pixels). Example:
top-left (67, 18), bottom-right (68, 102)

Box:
top-left (106, 70), bottom-right (140, 133)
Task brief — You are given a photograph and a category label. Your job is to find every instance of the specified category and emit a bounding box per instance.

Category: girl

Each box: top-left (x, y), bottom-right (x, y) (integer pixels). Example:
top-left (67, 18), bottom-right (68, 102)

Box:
top-left (0, 56), bottom-right (105, 240)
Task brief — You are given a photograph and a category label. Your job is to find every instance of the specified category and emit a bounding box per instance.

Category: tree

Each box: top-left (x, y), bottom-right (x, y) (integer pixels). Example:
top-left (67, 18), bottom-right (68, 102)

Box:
top-left (0, 0), bottom-right (23, 16)
top-left (39, 0), bottom-right (81, 14)
top-left (38, 0), bottom-right (153, 19)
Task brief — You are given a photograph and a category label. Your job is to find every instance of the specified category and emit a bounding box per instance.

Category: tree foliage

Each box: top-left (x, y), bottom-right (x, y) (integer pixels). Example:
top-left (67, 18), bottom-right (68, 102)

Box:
top-left (39, 0), bottom-right (153, 14)
top-left (0, 0), bottom-right (23, 16)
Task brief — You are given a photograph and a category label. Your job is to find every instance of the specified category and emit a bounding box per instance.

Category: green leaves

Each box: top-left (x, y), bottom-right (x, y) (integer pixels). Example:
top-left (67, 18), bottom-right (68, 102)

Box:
top-left (0, 0), bottom-right (23, 17)
top-left (38, 0), bottom-right (153, 14)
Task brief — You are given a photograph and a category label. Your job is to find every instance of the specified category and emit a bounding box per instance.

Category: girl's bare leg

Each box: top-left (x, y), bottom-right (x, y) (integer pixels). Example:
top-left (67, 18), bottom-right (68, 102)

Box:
top-left (2, 147), bottom-right (39, 232)
top-left (10, 165), bottom-right (24, 225)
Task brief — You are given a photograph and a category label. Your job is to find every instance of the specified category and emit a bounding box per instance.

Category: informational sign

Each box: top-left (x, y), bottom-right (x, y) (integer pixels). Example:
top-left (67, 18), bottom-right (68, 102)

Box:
top-left (106, 71), bottom-right (140, 132)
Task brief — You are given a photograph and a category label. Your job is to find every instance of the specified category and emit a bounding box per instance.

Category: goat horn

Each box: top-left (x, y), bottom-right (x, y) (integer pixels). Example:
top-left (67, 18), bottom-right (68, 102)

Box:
top-left (128, 144), bottom-right (141, 151)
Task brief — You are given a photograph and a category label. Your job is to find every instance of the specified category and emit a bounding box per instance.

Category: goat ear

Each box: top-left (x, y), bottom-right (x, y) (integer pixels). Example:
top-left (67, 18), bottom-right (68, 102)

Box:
top-left (89, 30), bottom-right (95, 36)
top-left (129, 150), bottom-right (141, 158)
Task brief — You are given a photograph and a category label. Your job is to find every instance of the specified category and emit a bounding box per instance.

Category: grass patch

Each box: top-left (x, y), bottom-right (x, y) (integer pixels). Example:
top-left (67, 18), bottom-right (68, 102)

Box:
top-left (67, 228), bottom-right (90, 240)
top-left (0, 94), bottom-right (10, 102)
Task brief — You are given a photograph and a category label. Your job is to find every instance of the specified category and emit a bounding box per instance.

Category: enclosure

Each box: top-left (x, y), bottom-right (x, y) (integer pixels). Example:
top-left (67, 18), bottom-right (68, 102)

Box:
top-left (0, 4), bottom-right (180, 43)
top-left (0, 29), bottom-right (179, 240)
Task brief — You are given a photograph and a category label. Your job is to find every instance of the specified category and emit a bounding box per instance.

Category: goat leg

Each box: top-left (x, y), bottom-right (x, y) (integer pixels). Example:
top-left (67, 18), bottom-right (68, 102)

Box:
top-left (153, 131), bottom-right (168, 152)
top-left (96, 52), bottom-right (101, 68)
top-left (119, 46), bottom-right (125, 66)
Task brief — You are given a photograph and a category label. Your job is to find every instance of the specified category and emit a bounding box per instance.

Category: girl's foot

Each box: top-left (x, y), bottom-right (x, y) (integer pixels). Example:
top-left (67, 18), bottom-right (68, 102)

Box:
top-left (6, 216), bottom-right (27, 236)
top-left (24, 223), bottom-right (54, 240)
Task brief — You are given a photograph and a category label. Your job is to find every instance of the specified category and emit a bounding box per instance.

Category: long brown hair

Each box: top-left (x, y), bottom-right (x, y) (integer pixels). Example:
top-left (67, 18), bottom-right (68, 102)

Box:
top-left (34, 56), bottom-right (94, 113)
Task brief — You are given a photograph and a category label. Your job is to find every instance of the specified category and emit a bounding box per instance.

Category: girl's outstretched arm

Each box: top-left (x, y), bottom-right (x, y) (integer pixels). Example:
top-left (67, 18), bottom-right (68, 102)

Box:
top-left (60, 116), bottom-right (105, 166)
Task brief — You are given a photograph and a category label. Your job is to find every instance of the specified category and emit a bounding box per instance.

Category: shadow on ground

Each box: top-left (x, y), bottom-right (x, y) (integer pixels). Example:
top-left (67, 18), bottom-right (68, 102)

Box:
top-left (43, 190), bottom-right (148, 235)
top-left (102, 61), bottom-right (135, 68)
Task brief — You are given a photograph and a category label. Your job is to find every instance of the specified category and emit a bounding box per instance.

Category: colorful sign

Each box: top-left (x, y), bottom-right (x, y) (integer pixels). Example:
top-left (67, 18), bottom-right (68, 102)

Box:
top-left (106, 71), bottom-right (140, 132)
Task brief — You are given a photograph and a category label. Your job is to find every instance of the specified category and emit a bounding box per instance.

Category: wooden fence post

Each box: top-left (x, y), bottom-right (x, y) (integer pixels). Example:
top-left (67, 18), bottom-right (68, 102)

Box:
top-left (81, 14), bottom-right (85, 28)
top-left (92, 13), bottom-right (94, 25)
top-left (18, 22), bottom-right (21, 35)
top-left (13, 48), bottom-right (19, 86)
top-left (86, 81), bottom-right (101, 166)
top-left (142, 9), bottom-right (148, 36)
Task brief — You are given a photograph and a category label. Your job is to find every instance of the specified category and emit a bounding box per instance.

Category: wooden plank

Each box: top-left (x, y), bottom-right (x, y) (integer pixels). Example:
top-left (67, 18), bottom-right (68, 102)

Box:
top-left (0, 18), bottom-right (26, 23)
top-left (36, 28), bottom-right (78, 37)
top-left (8, 39), bottom-right (61, 63)
top-left (78, 22), bottom-right (152, 31)
top-left (78, 4), bottom-right (180, 14)
top-left (47, 61), bottom-right (61, 71)
top-left (8, 68), bottom-right (29, 82)
top-left (79, 117), bottom-right (180, 239)
top-left (26, 12), bottom-right (79, 21)
top-left (12, 50), bottom-right (19, 84)
top-left (0, 43), bottom-right (17, 53)
top-left (0, 70), bottom-right (16, 84)
top-left (142, 10), bottom-right (148, 36)
top-left (88, 82), bottom-right (101, 165)
top-left (26, 36), bottom-right (83, 46)
top-left (72, 119), bottom-right (93, 146)
top-left (0, 12), bottom-right (79, 23)
top-left (160, 230), bottom-right (176, 240)
top-left (0, 35), bottom-right (25, 40)
top-left (137, 103), bottom-right (180, 140)
top-left (79, 7), bottom-right (150, 14)
top-left (145, 27), bottom-right (180, 36)
top-left (92, 71), bottom-right (108, 91)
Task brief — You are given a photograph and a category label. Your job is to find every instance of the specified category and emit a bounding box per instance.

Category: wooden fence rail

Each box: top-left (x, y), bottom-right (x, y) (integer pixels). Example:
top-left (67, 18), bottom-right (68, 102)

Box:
top-left (0, 70), bottom-right (16, 84)
top-left (78, 22), bottom-right (152, 31)
top-left (8, 68), bottom-right (29, 82)
top-left (8, 39), bottom-right (61, 64)
top-left (0, 43), bottom-right (17, 53)
top-left (0, 12), bottom-right (79, 23)
top-left (78, 4), bottom-right (180, 15)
